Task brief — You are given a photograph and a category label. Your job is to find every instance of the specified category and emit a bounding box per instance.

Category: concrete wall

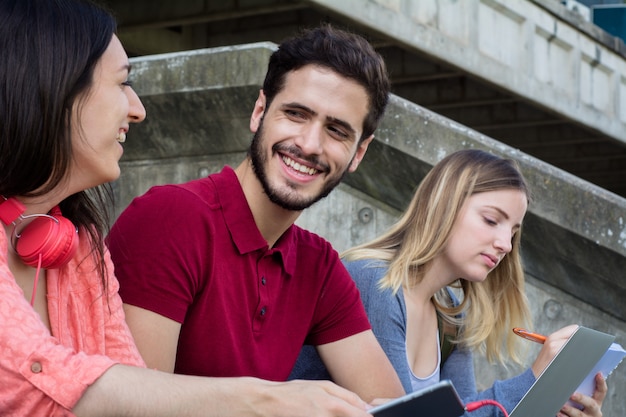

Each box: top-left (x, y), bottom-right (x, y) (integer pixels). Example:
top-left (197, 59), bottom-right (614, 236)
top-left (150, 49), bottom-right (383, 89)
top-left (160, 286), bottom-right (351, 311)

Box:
top-left (307, 0), bottom-right (626, 147)
top-left (114, 44), bottom-right (626, 415)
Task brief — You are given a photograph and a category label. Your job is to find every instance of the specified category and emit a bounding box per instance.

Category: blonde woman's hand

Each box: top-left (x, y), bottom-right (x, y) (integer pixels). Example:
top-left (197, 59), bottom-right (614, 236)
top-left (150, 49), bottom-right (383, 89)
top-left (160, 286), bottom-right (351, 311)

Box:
top-left (530, 325), bottom-right (579, 378)
top-left (556, 372), bottom-right (606, 417)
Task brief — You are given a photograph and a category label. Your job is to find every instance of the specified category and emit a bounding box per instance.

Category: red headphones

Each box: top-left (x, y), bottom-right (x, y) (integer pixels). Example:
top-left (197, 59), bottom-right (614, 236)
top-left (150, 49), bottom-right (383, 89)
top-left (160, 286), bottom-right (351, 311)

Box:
top-left (0, 197), bottom-right (79, 269)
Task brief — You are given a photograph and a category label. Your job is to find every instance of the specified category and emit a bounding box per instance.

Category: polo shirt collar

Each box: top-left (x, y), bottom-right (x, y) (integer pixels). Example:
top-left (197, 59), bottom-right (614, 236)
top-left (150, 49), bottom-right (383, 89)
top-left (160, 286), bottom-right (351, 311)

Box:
top-left (212, 166), bottom-right (297, 277)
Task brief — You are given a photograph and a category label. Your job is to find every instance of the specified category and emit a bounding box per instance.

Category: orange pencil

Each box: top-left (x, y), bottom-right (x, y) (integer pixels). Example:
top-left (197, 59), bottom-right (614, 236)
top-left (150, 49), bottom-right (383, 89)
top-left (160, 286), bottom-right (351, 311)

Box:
top-left (513, 327), bottom-right (547, 344)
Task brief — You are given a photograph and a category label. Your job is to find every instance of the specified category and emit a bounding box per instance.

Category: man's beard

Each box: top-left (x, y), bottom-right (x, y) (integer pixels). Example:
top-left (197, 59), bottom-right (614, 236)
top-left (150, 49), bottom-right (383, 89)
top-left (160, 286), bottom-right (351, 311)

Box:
top-left (249, 120), bottom-right (352, 211)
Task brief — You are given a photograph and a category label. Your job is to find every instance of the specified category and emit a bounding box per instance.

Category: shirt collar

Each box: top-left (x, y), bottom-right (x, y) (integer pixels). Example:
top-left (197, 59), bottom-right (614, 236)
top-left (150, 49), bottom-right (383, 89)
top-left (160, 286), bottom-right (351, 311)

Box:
top-left (212, 166), bottom-right (297, 277)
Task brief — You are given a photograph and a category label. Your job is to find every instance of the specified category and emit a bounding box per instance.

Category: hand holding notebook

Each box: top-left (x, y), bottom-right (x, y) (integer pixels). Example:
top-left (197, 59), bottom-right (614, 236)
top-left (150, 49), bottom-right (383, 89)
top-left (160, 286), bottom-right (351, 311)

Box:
top-left (571, 342), bottom-right (625, 401)
top-left (513, 327), bottom-right (625, 399)
top-left (510, 326), bottom-right (624, 416)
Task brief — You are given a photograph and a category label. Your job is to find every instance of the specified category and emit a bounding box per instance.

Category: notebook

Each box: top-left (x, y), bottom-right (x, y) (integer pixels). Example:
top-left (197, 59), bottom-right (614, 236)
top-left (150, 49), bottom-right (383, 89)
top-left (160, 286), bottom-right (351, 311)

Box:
top-left (509, 326), bottom-right (616, 417)
top-left (568, 341), bottom-right (626, 409)
top-left (370, 379), bottom-right (465, 417)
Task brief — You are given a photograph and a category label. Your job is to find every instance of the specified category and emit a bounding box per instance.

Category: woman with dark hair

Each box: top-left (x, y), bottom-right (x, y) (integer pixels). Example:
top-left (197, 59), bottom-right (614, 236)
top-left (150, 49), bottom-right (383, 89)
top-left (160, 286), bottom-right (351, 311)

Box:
top-left (0, 1), bottom-right (382, 416)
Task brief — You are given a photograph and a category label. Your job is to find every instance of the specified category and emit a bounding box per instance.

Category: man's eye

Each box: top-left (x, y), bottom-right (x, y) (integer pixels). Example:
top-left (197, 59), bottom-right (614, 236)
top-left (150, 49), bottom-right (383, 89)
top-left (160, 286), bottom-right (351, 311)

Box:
top-left (328, 126), bottom-right (349, 139)
top-left (285, 109), bottom-right (304, 118)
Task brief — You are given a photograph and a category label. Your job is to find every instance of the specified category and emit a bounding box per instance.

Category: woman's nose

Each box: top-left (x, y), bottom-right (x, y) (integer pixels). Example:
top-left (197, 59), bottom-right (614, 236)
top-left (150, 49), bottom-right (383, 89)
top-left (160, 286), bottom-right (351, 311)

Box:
top-left (494, 231), bottom-right (513, 253)
top-left (128, 88), bottom-right (146, 123)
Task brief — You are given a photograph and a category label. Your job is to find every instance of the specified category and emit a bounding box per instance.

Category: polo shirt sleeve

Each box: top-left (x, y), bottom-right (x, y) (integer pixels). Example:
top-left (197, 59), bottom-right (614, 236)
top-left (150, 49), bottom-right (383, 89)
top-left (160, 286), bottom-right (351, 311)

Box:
top-left (0, 260), bottom-right (115, 414)
top-left (304, 247), bottom-right (371, 346)
top-left (108, 184), bottom-right (209, 323)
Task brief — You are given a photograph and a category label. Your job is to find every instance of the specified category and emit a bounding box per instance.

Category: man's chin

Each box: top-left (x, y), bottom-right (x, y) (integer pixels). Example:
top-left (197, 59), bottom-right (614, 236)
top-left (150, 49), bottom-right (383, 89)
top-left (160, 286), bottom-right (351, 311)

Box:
top-left (267, 194), bottom-right (315, 211)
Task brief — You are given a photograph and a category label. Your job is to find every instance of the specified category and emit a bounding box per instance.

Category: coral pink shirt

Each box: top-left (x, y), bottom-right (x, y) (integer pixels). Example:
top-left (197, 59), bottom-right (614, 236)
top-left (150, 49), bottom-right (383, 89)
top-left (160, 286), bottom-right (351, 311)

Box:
top-left (0, 226), bottom-right (145, 416)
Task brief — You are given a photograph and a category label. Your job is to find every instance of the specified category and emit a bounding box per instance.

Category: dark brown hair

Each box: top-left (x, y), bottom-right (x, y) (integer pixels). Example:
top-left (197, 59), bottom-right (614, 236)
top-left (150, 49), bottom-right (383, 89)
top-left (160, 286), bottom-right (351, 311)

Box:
top-left (262, 24), bottom-right (390, 142)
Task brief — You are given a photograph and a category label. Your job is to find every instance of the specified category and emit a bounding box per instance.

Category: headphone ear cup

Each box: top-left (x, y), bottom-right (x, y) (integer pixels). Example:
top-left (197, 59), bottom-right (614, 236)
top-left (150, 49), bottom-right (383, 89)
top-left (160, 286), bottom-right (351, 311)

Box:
top-left (16, 214), bottom-right (79, 269)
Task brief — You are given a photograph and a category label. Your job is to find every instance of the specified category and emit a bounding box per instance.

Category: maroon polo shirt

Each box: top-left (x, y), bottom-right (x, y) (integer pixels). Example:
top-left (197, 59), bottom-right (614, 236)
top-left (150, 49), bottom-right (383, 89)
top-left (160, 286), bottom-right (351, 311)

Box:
top-left (108, 166), bottom-right (370, 380)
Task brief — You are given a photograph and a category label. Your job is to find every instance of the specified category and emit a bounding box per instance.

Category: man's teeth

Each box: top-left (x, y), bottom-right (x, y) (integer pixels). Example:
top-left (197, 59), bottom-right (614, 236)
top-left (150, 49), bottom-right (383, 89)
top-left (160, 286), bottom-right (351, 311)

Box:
top-left (116, 132), bottom-right (126, 143)
top-left (282, 156), bottom-right (317, 175)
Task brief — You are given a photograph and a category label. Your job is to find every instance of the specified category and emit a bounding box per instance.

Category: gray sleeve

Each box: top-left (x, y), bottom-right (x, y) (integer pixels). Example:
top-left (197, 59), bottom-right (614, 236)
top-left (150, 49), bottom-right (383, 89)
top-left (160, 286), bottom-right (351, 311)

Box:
top-left (288, 344), bottom-right (330, 381)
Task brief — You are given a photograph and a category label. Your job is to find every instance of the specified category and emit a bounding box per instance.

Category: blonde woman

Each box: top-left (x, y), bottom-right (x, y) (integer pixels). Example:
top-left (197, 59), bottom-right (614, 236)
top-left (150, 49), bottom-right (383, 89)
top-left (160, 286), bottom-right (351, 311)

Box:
top-left (292, 149), bottom-right (607, 417)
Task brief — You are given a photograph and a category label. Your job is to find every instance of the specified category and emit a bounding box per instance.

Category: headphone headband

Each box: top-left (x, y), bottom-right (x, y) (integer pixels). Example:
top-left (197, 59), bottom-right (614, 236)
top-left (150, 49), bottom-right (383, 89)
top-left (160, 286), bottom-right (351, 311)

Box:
top-left (0, 196), bottom-right (26, 225)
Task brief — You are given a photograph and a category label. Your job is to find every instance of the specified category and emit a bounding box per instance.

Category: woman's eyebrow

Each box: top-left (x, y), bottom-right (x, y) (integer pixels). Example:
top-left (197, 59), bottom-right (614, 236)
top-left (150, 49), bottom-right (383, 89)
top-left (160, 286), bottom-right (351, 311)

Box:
top-left (487, 205), bottom-right (510, 218)
top-left (120, 63), bottom-right (132, 74)
top-left (487, 205), bottom-right (523, 228)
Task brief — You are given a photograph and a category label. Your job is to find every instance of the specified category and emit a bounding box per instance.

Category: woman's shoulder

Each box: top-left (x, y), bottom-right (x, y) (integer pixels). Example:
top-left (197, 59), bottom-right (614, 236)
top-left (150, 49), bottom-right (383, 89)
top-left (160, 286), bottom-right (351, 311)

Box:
top-left (342, 258), bottom-right (387, 285)
top-left (342, 258), bottom-right (401, 305)
top-left (342, 257), bottom-right (387, 274)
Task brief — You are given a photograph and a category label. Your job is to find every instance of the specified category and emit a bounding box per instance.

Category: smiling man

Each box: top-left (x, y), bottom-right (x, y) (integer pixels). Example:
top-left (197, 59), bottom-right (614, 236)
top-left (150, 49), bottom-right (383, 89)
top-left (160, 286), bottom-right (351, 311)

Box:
top-left (107, 24), bottom-right (404, 406)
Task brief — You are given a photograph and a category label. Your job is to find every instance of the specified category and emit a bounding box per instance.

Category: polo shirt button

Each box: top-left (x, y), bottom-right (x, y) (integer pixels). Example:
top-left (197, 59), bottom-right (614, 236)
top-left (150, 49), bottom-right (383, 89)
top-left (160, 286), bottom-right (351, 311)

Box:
top-left (260, 306), bottom-right (267, 316)
top-left (261, 277), bottom-right (266, 285)
top-left (31, 362), bottom-right (42, 373)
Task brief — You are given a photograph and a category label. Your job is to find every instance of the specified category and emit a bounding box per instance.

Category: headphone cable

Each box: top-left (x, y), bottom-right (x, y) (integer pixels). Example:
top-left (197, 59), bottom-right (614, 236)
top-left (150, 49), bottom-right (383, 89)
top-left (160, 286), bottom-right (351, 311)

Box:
top-left (30, 253), bottom-right (43, 307)
top-left (465, 399), bottom-right (509, 416)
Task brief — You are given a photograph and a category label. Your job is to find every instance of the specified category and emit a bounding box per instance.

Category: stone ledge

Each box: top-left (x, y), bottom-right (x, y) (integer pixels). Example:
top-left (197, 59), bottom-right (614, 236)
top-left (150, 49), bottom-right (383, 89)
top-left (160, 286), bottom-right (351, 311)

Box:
top-left (124, 43), bottom-right (626, 321)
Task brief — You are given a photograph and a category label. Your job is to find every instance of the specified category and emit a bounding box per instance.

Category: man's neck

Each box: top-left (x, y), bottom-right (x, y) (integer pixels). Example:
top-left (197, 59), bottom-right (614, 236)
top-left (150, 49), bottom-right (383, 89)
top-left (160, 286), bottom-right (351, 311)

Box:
top-left (234, 159), bottom-right (301, 248)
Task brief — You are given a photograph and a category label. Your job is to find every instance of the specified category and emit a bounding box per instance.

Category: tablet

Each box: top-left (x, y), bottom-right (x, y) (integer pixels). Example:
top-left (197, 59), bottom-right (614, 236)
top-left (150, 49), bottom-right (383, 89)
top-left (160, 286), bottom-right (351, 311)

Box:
top-left (370, 379), bottom-right (465, 417)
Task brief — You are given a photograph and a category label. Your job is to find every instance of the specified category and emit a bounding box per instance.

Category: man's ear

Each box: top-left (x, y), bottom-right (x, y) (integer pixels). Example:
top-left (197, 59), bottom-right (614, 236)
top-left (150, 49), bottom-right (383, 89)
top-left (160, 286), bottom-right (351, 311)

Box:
top-left (250, 90), bottom-right (266, 133)
top-left (348, 135), bottom-right (374, 173)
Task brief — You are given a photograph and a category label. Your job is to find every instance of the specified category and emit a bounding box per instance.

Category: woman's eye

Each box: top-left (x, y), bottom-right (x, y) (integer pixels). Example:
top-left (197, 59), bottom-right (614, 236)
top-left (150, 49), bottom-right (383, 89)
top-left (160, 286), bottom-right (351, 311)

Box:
top-left (484, 217), bottom-right (497, 226)
top-left (122, 80), bottom-right (134, 87)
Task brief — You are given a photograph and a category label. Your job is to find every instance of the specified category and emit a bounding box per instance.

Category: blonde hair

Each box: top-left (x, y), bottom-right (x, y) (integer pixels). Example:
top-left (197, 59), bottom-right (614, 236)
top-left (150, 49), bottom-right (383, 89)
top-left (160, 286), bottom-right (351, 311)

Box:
top-left (342, 149), bottom-right (532, 365)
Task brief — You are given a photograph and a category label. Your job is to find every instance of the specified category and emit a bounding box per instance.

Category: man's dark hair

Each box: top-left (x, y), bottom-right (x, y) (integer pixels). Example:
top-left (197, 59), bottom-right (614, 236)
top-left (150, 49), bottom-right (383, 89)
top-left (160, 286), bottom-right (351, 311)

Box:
top-left (262, 24), bottom-right (390, 142)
